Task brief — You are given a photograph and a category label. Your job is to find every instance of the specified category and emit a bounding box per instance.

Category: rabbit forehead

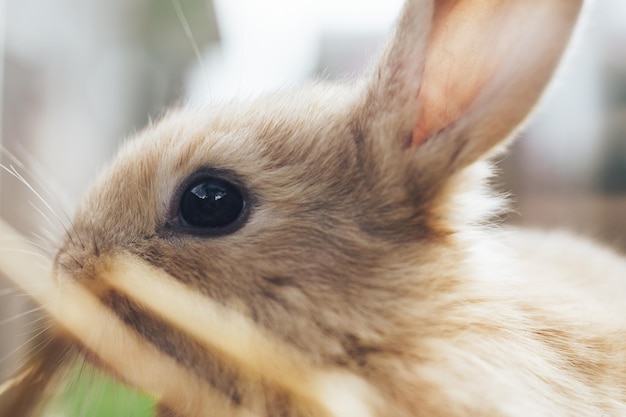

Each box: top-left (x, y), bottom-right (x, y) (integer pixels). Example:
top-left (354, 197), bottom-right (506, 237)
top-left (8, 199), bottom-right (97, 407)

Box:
top-left (154, 86), bottom-right (359, 186)
top-left (77, 85), bottom-right (358, 223)
top-left (166, 83), bottom-right (360, 167)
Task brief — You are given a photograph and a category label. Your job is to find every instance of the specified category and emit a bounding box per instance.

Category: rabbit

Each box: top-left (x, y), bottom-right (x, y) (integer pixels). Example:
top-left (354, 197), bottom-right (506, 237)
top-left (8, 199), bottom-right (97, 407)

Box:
top-left (2, 0), bottom-right (626, 416)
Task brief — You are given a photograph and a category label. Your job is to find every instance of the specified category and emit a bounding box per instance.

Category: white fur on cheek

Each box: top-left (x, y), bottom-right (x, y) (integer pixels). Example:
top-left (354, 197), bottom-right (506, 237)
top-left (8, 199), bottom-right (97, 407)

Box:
top-left (313, 372), bottom-right (376, 417)
top-left (103, 252), bottom-right (384, 416)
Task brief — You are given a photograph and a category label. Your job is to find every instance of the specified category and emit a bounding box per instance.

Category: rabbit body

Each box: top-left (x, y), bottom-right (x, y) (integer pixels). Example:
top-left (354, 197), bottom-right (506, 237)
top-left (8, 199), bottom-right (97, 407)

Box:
top-left (13, 0), bottom-right (626, 416)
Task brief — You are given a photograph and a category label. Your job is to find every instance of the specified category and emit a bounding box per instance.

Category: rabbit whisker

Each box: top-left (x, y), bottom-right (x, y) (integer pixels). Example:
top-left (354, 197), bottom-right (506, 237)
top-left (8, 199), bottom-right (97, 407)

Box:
top-left (0, 306), bottom-right (45, 326)
top-left (0, 163), bottom-right (80, 248)
top-left (0, 323), bottom-right (52, 364)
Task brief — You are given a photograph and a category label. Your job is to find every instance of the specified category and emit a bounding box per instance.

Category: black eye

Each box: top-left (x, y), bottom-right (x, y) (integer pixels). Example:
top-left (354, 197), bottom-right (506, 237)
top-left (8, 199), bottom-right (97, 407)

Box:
top-left (179, 177), bottom-right (245, 229)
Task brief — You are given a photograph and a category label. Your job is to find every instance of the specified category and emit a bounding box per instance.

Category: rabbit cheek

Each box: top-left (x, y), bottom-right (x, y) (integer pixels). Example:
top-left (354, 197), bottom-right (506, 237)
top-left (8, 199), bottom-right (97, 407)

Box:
top-left (100, 289), bottom-right (248, 406)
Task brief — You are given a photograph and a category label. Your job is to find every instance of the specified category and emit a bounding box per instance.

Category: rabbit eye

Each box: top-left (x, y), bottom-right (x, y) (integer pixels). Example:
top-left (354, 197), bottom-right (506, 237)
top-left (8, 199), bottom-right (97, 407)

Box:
top-left (179, 177), bottom-right (245, 230)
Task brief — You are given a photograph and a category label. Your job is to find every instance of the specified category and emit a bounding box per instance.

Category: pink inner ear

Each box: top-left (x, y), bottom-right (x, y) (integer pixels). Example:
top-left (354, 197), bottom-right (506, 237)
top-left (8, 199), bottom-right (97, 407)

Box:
top-left (412, 0), bottom-right (510, 147)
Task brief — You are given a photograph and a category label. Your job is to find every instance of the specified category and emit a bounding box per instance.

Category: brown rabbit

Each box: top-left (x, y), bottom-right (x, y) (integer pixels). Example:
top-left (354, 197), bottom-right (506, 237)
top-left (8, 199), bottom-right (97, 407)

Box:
top-left (3, 0), bottom-right (626, 416)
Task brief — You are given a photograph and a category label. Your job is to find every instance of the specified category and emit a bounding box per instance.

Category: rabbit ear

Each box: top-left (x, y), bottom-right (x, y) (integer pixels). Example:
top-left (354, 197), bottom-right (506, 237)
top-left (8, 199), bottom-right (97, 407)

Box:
top-left (360, 0), bottom-right (583, 184)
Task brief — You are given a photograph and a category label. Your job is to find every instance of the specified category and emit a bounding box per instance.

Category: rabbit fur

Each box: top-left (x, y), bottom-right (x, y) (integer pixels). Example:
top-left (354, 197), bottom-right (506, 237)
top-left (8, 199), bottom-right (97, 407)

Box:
top-left (30, 0), bottom-right (626, 416)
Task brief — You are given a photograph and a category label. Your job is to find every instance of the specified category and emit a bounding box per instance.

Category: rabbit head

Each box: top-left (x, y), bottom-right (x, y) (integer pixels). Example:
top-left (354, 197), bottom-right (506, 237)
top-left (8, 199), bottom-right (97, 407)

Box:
top-left (52, 0), bottom-right (583, 416)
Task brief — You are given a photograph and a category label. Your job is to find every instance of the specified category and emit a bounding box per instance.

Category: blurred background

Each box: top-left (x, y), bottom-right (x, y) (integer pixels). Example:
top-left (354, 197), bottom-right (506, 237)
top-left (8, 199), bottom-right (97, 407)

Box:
top-left (0, 0), bottom-right (625, 390)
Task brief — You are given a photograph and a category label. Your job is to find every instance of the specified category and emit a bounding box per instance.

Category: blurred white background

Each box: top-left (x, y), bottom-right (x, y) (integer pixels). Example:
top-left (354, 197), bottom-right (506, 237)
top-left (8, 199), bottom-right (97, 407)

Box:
top-left (0, 0), bottom-right (625, 379)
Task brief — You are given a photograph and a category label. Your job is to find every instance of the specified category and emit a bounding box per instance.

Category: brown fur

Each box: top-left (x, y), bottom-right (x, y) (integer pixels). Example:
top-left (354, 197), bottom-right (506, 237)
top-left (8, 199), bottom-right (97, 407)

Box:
top-left (6, 0), bottom-right (626, 416)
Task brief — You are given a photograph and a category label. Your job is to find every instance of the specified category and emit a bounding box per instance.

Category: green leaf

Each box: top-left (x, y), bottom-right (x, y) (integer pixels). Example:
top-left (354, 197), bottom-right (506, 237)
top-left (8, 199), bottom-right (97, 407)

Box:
top-left (47, 364), bottom-right (156, 417)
